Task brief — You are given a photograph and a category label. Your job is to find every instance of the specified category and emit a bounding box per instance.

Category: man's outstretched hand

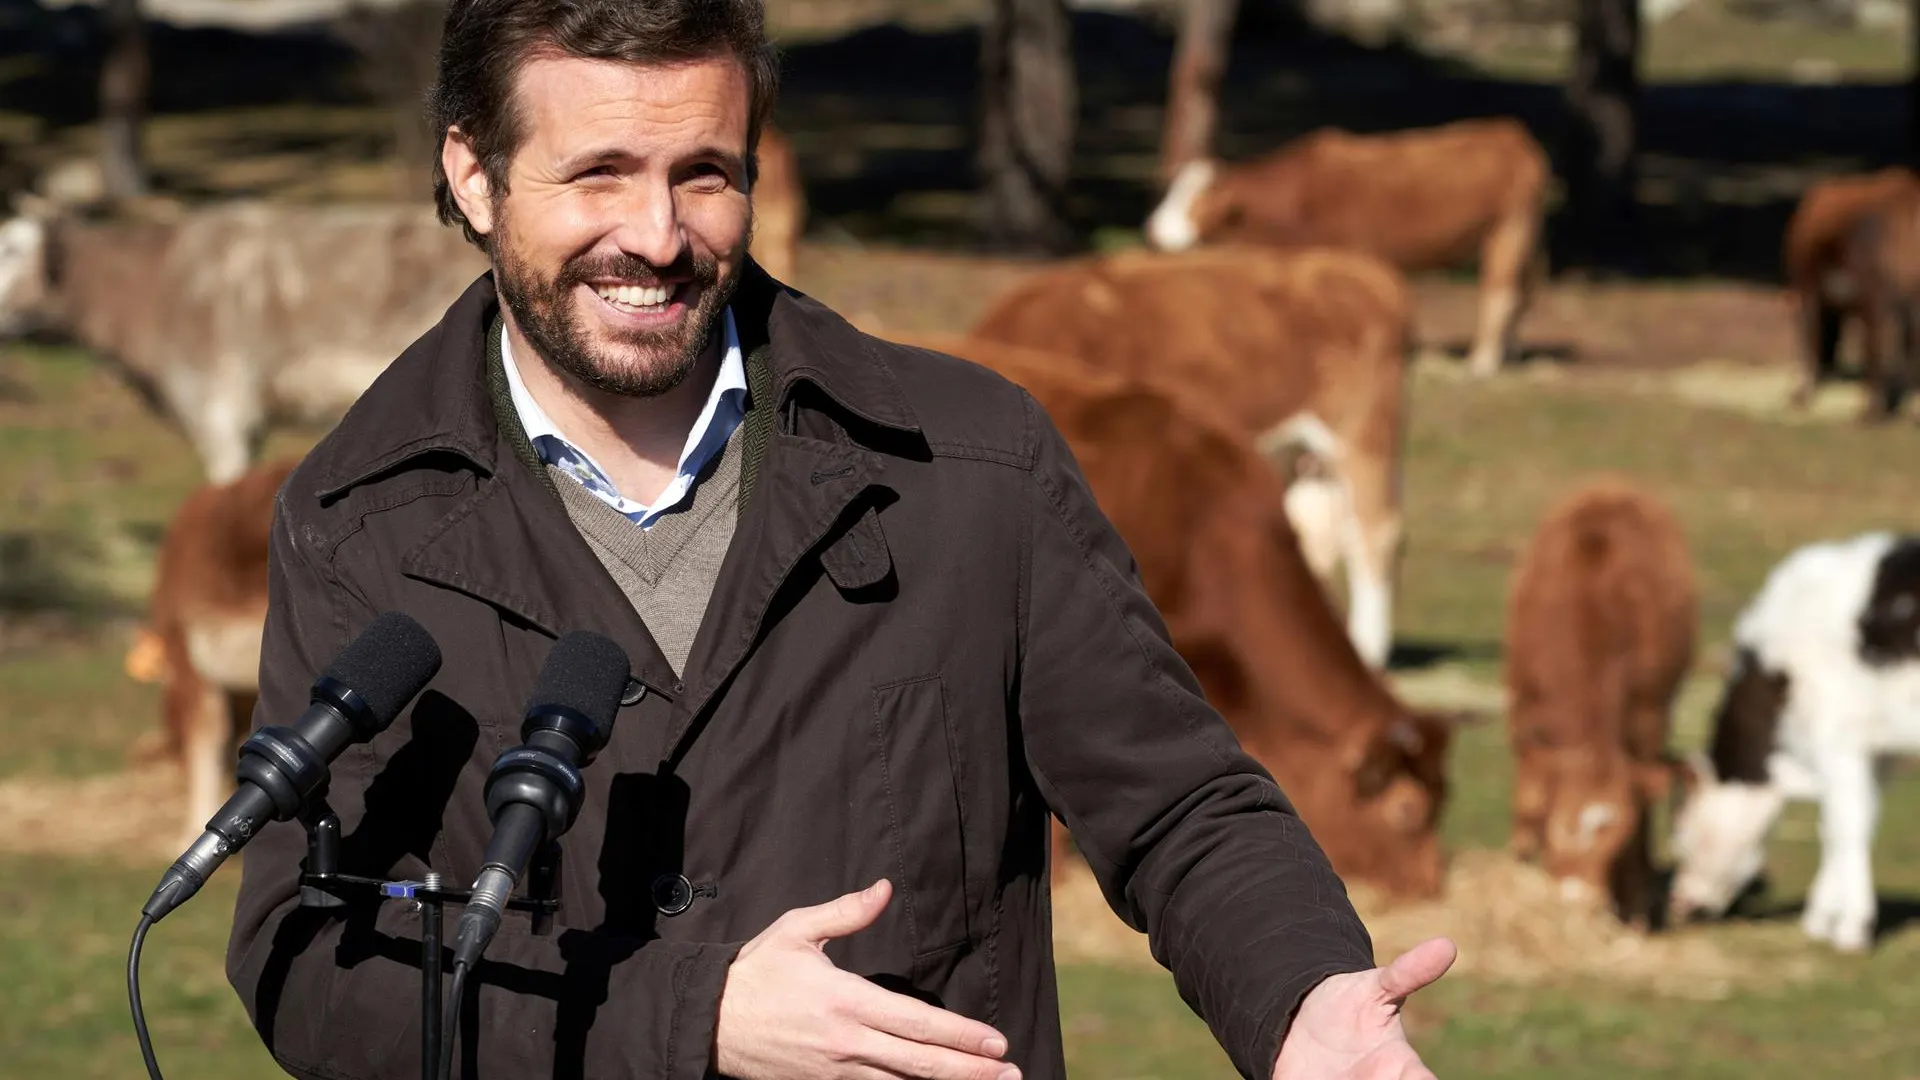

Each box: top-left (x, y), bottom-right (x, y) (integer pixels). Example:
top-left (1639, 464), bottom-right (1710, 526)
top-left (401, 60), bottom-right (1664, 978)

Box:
top-left (1273, 937), bottom-right (1457, 1080)
top-left (715, 878), bottom-right (1020, 1080)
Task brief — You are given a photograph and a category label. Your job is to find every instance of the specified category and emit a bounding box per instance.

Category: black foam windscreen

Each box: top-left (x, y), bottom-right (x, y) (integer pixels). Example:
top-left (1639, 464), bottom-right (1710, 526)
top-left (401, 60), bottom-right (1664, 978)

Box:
top-left (528, 631), bottom-right (631, 724)
top-left (324, 611), bottom-right (444, 725)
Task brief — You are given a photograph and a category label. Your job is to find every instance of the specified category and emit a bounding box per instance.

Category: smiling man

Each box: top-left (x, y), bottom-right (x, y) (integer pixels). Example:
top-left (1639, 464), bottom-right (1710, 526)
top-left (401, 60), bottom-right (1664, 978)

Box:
top-left (224, 2), bottom-right (1453, 1079)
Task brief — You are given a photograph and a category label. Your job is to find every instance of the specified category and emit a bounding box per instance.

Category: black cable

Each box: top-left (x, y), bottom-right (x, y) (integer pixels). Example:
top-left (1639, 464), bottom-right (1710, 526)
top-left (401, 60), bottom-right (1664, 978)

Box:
top-left (438, 960), bottom-right (470, 1080)
top-left (128, 914), bottom-right (165, 1080)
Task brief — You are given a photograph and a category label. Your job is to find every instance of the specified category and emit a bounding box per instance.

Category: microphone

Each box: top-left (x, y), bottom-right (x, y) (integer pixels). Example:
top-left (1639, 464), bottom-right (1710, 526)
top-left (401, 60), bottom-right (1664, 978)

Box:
top-left (141, 611), bottom-right (443, 923)
top-left (450, 631), bottom-right (629, 971)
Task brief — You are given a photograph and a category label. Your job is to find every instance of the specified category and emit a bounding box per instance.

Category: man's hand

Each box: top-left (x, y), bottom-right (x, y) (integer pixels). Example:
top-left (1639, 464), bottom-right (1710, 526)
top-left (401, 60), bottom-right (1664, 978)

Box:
top-left (1273, 937), bottom-right (1456, 1080)
top-left (715, 878), bottom-right (1021, 1080)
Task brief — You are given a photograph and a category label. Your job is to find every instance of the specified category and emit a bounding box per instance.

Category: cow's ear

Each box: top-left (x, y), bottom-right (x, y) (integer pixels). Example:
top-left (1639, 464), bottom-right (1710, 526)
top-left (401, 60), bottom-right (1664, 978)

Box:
top-left (1353, 720), bottom-right (1416, 799)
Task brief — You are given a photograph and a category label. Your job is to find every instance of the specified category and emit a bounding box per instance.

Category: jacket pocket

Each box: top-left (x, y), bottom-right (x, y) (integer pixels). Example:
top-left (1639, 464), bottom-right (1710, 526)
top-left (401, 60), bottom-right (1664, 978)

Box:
top-left (869, 674), bottom-right (972, 961)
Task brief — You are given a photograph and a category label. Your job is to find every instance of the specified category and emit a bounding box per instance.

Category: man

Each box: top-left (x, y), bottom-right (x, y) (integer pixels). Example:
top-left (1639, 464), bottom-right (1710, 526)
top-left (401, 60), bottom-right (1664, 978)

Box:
top-left (225, 1), bottom-right (1456, 1077)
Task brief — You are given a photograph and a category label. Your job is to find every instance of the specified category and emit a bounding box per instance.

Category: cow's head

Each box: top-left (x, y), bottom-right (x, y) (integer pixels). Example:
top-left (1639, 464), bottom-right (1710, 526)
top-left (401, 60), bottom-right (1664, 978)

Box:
top-left (1667, 752), bottom-right (1783, 924)
top-left (1668, 649), bottom-right (1791, 924)
top-left (0, 192), bottom-right (56, 337)
top-left (1328, 708), bottom-right (1461, 899)
top-left (1528, 745), bottom-right (1679, 909)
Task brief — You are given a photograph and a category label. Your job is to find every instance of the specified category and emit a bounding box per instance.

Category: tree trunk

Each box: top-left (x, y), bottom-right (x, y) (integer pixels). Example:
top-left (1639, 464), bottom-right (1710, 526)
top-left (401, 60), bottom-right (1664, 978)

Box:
top-left (337, 0), bottom-right (447, 201)
top-left (978, 0), bottom-right (1077, 254)
top-left (1911, 0), bottom-right (1920, 166)
top-left (98, 0), bottom-right (149, 200)
top-left (1159, 0), bottom-right (1239, 187)
top-left (1563, 0), bottom-right (1641, 271)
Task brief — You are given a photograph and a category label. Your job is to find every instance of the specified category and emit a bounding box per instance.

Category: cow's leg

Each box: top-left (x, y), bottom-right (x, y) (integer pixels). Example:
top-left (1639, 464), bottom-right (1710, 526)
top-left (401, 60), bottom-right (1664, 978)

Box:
top-left (172, 673), bottom-right (230, 852)
top-left (1465, 209), bottom-right (1540, 378)
top-left (1790, 294), bottom-right (1843, 410)
top-left (1609, 809), bottom-right (1656, 929)
top-left (1802, 751), bottom-right (1878, 952)
top-left (1509, 751), bottom-right (1549, 862)
top-left (170, 369), bottom-right (262, 484)
top-left (1860, 296), bottom-right (1904, 424)
top-left (1049, 817), bottom-right (1075, 886)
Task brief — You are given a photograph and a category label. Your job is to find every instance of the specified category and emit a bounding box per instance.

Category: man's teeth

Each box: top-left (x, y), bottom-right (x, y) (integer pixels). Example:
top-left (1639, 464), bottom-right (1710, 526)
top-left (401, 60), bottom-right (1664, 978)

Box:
top-left (594, 284), bottom-right (673, 309)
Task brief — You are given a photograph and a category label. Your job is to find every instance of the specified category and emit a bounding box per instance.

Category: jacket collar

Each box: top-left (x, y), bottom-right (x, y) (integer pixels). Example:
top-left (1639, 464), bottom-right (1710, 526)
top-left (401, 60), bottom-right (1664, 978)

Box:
top-left (310, 260), bottom-right (919, 501)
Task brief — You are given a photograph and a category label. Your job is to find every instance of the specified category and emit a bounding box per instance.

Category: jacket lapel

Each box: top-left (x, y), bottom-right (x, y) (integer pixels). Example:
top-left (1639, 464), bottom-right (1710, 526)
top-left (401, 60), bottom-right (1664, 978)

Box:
top-left (400, 445), bottom-right (683, 702)
top-left (662, 427), bottom-right (887, 758)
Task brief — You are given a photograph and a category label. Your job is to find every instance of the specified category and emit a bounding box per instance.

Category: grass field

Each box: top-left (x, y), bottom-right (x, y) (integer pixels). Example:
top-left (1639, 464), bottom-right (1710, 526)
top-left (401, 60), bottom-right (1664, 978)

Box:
top-left (6, 281), bottom-right (1920, 1077)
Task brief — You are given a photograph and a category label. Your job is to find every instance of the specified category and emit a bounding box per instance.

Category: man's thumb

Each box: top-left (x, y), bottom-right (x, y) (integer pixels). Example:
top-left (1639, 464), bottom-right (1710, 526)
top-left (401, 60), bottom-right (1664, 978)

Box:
top-left (786, 879), bottom-right (893, 945)
top-left (1377, 936), bottom-right (1457, 1002)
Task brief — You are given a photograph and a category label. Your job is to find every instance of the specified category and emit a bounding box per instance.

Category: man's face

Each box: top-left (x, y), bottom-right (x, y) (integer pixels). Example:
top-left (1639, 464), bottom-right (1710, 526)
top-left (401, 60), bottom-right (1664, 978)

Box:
top-left (448, 52), bottom-right (754, 397)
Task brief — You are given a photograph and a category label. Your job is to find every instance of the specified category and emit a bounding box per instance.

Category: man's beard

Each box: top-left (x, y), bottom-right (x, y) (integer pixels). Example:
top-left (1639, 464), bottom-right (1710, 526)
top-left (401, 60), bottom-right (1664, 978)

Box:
top-left (491, 216), bottom-right (741, 399)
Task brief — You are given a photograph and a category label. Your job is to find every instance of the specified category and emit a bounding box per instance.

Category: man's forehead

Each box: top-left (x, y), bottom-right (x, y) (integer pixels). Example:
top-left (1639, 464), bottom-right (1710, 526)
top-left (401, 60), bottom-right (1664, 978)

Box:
top-left (511, 51), bottom-right (751, 130)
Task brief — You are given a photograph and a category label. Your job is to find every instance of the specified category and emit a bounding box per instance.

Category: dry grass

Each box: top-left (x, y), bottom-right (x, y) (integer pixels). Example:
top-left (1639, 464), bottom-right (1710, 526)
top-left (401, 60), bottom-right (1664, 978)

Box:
top-left (0, 764), bottom-right (185, 863)
top-left (1051, 850), bottom-right (1822, 1001)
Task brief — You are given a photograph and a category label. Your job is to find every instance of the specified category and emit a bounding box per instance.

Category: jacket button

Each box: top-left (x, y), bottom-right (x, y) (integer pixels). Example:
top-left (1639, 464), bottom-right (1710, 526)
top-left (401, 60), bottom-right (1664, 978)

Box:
top-left (652, 873), bottom-right (694, 916)
top-left (621, 678), bottom-right (646, 707)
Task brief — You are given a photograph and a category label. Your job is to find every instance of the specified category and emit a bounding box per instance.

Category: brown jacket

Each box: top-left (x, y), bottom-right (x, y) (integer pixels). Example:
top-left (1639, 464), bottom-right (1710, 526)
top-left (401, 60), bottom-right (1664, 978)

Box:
top-left (225, 263), bottom-right (1374, 1080)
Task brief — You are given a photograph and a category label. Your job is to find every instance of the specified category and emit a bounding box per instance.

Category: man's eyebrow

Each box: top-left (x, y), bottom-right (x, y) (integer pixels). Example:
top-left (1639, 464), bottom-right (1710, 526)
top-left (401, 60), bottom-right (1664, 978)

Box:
top-left (555, 147), bottom-right (632, 173)
top-left (553, 144), bottom-right (748, 173)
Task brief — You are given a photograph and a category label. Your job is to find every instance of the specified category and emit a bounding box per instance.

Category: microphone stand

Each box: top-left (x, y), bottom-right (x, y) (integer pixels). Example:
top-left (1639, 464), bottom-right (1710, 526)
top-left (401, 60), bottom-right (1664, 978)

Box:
top-left (296, 799), bottom-right (562, 1080)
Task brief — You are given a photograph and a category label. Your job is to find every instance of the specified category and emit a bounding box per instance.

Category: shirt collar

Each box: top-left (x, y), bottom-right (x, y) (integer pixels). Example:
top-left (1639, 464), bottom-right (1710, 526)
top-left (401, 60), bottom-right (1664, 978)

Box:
top-left (501, 308), bottom-right (748, 527)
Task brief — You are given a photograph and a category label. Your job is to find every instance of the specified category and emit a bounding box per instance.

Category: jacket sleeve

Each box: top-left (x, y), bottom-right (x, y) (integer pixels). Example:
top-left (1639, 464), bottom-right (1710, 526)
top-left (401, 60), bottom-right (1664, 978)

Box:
top-left (225, 492), bottom-right (739, 1080)
top-left (1013, 400), bottom-right (1376, 1080)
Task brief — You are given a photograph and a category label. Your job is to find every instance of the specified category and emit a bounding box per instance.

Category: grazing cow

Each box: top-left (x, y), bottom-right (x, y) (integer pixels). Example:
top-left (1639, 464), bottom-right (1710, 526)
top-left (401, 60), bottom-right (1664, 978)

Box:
top-left (748, 123), bottom-right (807, 284)
top-left (125, 458), bottom-right (292, 850)
top-left (1832, 185), bottom-right (1920, 422)
top-left (898, 333), bottom-right (1457, 901)
top-left (1783, 167), bottom-right (1920, 413)
top-left (970, 245), bottom-right (1411, 670)
top-left (1669, 532), bottom-right (1920, 952)
top-left (0, 197), bottom-right (488, 483)
top-left (1504, 478), bottom-right (1697, 926)
top-left (1143, 117), bottom-right (1548, 378)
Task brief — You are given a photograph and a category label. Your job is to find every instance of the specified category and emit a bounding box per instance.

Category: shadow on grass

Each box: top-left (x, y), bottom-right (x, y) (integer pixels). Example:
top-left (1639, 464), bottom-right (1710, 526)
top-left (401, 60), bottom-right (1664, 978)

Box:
top-left (0, 531), bottom-right (143, 622)
top-left (1389, 637), bottom-right (1505, 672)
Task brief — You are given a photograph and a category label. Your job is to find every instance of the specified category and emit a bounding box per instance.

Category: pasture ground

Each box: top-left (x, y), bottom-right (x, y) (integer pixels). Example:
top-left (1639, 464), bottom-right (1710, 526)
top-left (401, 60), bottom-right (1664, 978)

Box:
top-left (5, 241), bottom-right (1920, 1078)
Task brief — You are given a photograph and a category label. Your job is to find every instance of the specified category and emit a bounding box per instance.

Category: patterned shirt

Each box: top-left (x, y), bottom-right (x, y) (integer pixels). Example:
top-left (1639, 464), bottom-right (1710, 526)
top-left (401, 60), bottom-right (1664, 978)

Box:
top-left (501, 309), bottom-right (749, 530)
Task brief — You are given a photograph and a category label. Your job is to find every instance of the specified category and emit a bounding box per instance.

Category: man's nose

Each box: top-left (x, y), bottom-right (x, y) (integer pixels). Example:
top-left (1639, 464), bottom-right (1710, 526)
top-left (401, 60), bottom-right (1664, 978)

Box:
top-left (605, 182), bottom-right (687, 271)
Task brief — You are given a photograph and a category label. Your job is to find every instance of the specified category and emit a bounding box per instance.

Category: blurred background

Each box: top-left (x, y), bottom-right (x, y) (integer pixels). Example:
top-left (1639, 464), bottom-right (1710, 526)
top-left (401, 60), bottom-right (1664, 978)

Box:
top-left (3, 0), bottom-right (1920, 1075)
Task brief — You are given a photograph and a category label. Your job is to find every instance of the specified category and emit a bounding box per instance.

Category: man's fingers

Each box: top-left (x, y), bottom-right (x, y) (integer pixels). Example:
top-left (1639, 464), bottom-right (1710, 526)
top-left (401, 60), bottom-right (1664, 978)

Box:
top-left (1377, 935), bottom-right (1457, 1002)
top-left (851, 980), bottom-right (1011, 1059)
top-left (851, 1029), bottom-right (1020, 1080)
top-left (777, 879), bottom-right (894, 945)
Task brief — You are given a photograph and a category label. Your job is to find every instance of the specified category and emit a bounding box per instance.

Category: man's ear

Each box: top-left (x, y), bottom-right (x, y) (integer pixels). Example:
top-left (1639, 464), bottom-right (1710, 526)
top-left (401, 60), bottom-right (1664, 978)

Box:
top-left (441, 125), bottom-right (496, 237)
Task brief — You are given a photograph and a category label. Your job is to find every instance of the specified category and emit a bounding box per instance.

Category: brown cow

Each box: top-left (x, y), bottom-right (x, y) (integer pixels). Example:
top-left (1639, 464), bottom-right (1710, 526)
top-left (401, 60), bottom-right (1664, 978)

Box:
top-left (897, 333), bottom-right (1456, 901)
top-left (748, 123), bottom-right (807, 283)
top-left (970, 245), bottom-right (1411, 670)
top-left (1783, 166), bottom-right (1920, 414)
top-left (124, 458), bottom-right (292, 850)
top-left (1142, 117), bottom-right (1547, 378)
top-left (1830, 183), bottom-right (1920, 422)
top-left (1504, 477), bottom-right (1696, 926)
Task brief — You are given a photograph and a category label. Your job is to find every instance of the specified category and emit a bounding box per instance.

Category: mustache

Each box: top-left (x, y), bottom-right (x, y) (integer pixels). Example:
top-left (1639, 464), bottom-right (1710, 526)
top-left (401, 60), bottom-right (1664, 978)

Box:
top-left (557, 250), bottom-right (719, 290)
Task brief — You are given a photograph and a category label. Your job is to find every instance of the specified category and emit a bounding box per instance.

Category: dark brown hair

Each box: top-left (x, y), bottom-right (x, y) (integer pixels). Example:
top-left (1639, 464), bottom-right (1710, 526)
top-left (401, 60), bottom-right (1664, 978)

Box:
top-left (425, 0), bottom-right (779, 247)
